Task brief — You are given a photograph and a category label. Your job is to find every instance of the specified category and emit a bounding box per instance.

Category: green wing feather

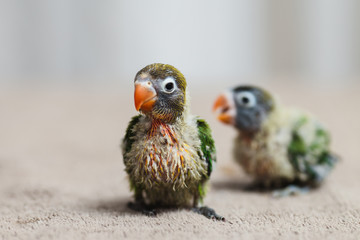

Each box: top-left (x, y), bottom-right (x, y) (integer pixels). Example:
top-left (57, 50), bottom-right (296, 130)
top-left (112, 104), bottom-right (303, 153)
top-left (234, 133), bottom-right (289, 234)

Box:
top-left (122, 115), bottom-right (143, 199)
top-left (288, 116), bottom-right (337, 184)
top-left (195, 118), bottom-right (216, 203)
top-left (122, 115), bottom-right (141, 170)
top-left (196, 119), bottom-right (216, 179)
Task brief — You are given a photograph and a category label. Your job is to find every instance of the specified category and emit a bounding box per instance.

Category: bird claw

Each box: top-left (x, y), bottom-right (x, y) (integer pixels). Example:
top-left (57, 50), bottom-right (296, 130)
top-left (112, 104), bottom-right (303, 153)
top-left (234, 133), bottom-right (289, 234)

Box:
top-left (272, 185), bottom-right (310, 198)
top-left (192, 206), bottom-right (225, 221)
top-left (127, 201), bottom-right (157, 217)
top-left (142, 209), bottom-right (157, 217)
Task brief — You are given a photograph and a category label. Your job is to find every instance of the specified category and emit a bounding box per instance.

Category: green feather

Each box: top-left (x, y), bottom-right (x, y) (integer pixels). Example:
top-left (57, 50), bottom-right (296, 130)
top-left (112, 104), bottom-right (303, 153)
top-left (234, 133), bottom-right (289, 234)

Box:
top-left (195, 118), bottom-right (216, 204)
top-left (122, 115), bottom-right (143, 199)
top-left (288, 116), bottom-right (337, 183)
top-left (197, 183), bottom-right (207, 204)
top-left (196, 119), bottom-right (216, 178)
top-left (122, 115), bottom-right (141, 166)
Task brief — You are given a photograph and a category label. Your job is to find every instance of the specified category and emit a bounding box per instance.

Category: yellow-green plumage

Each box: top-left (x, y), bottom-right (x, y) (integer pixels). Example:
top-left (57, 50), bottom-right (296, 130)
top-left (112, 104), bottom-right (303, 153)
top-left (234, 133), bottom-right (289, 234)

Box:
top-left (122, 114), bottom-right (211, 206)
top-left (122, 63), bottom-right (216, 208)
top-left (214, 85), bottom-right (337, 190)
top-left (234, 99), bottom-right (336, 186)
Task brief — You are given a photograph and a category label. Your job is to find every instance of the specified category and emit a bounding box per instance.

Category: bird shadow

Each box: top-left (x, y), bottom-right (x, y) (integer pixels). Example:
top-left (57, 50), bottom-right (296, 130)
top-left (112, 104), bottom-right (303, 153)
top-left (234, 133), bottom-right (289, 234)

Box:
top-left (87, 196), bottom-right (221, 219)
top-left (86, 197), bottom-right (186, 217)
top-left (86, 197), bottom-right (136, 216)
top-left (211, 177), bottom-right (317, 199)
top-left (211, 179), bottom-right (257, 193)
top-left (211, 179), bottom-right (286, 194)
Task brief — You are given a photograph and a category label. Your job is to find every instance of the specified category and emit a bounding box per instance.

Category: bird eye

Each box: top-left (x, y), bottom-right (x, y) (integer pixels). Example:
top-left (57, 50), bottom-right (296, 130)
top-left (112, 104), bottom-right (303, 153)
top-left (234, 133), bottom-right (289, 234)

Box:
top-left (236, 91), bottom-right (256, 108)
top-left (165, 82), bottom-right (174, 91)
top-left (161, 77), bottom-right (176, 93)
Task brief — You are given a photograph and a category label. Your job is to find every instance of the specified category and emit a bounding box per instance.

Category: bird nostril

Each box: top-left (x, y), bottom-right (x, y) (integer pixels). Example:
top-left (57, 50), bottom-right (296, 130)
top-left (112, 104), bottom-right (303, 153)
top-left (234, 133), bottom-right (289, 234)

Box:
top-left (221, 106), bottom-right (230, 113)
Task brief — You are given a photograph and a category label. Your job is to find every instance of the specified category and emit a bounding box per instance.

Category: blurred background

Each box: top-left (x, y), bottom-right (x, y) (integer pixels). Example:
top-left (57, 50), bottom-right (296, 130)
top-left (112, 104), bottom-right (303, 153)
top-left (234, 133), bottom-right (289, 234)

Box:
top-left (0, 2), bottom-right (360, 238)
top-left (0, 0), bottom-right (359, 89)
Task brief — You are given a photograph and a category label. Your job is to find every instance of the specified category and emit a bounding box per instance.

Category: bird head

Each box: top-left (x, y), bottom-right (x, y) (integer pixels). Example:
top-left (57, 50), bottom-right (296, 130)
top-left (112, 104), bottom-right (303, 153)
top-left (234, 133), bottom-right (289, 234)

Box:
top-left (213, 85), bottom-right (274, 134)
top-left (134, 63), bottom-right (187, 123)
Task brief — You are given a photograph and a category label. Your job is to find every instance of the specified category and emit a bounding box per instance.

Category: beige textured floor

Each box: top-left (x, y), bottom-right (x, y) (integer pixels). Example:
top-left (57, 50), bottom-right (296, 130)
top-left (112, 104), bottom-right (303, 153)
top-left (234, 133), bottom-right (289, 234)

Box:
top-left (0, 83), bottom-right (359, 239)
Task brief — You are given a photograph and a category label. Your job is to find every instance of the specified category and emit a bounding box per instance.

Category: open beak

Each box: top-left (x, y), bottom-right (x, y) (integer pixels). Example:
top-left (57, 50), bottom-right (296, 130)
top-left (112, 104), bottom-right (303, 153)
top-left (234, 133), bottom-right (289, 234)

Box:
top-left (213, 93), bottom-right (235, 125)
top-left (134, 81), bottom-right (157, 112)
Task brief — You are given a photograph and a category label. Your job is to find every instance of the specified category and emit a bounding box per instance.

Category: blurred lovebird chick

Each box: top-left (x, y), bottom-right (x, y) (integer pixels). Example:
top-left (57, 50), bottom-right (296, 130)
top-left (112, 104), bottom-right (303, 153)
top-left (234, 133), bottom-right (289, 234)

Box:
top-left (121, 63), bottom-right (223, 220)
top-left (213, 85), bottom-right (337, 197)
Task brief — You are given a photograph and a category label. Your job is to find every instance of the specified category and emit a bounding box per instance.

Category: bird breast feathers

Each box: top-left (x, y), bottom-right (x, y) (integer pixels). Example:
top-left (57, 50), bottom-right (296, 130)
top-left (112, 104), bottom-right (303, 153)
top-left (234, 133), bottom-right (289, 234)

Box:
top-left (126, 117), bottom-right (207, 188)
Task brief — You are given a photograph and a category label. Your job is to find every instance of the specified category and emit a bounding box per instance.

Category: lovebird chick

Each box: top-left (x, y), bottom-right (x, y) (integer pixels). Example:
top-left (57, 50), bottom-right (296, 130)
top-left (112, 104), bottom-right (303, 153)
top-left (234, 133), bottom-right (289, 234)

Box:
top-left (122, 63), bottom-right (223, 220)
top-left (213, 85), bottom-right (337, 197)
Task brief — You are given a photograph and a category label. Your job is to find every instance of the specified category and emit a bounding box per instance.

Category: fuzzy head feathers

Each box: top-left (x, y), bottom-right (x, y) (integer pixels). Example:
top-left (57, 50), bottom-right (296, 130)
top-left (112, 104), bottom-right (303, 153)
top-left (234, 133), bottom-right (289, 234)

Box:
top-left (134, 63), bottom-right (187, 123)
top-left (213, 85), bottom-right (274, 134)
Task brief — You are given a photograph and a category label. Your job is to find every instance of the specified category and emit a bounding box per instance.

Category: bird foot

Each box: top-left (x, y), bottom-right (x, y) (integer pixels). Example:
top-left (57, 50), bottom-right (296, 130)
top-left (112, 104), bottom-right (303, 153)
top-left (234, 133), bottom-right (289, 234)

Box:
top-left (272, 185), bottom-right (310, 198)
top-left (192, 206), bottom-right (225, 221)
top-left (244, 181), bottom-right (266, 191)
top-left (127, 201), bottom-right (157, 217)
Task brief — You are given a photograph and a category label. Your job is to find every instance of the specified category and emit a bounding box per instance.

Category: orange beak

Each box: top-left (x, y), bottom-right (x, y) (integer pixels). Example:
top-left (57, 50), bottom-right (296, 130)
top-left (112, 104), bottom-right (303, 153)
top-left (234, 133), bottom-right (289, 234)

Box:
top-left (213, 94), bottom-right (235, 125)
top-left (134, 82), bottom-right (157, 112)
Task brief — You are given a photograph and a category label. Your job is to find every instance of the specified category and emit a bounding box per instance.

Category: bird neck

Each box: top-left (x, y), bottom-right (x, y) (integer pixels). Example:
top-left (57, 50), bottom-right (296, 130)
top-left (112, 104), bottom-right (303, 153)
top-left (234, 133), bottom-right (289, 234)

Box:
top-left (238, 103), bottom-right (281, 143)
top-left (148, 113), bottom-right (185, 128)
top-left (238, 130), bottom-right (258, 143)
top-left (147, 90), bottom-right (190, 125)
top-left (147, 118), bottom-right (182, 145)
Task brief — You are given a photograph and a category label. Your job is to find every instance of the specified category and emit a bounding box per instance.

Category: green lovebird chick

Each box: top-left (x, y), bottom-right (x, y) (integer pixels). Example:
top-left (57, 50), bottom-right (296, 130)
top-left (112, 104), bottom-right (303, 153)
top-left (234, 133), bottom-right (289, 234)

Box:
top-left (213, 85), bottom-right (337, 196)
top-left (122, 63), bottom-right (223, 220)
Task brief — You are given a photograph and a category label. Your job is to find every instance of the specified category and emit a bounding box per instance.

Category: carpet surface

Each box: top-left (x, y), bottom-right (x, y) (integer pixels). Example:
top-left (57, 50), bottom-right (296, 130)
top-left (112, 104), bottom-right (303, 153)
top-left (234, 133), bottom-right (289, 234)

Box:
top-left (0, 83), bottom-right (359, 239)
